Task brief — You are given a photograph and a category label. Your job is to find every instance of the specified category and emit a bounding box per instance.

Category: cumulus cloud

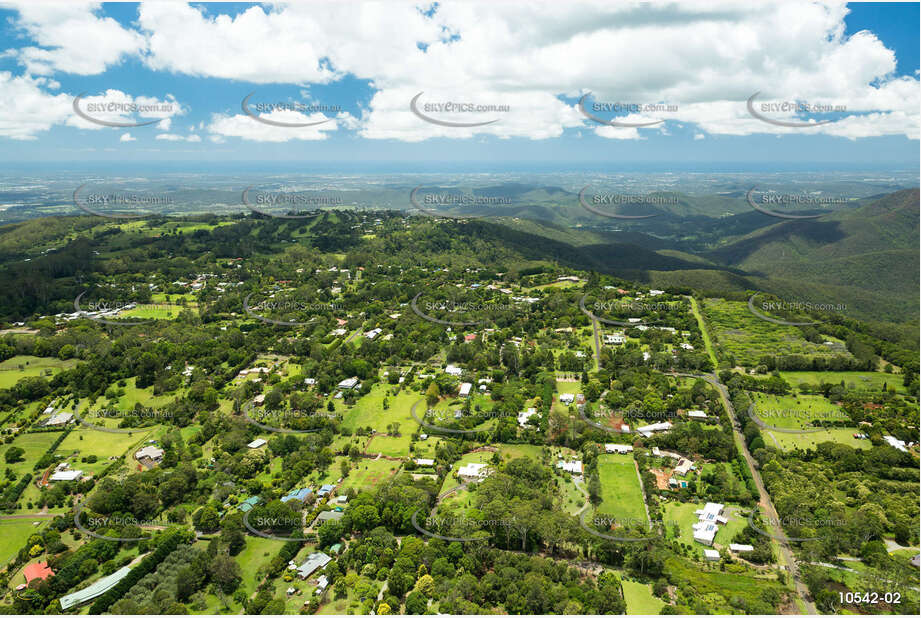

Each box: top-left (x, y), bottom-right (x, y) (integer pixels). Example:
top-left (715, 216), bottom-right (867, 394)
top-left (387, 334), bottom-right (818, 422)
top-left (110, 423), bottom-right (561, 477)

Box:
top-left (1, 0), bottom-right (146, 75)
top-left (0, 72), bottom-right (71, 139)
top-left (0, 1), bottom-right (917, 142)
top-left (206, 110), bottom-right (352, 142)
top-left (119, 132), bottom-right (136, 142)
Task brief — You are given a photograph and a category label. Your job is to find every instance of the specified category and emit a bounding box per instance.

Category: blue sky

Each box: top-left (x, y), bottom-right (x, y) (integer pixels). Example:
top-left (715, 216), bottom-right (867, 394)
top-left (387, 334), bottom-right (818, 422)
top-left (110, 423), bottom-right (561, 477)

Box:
top-left (0, 1), bottom-right (917, 170)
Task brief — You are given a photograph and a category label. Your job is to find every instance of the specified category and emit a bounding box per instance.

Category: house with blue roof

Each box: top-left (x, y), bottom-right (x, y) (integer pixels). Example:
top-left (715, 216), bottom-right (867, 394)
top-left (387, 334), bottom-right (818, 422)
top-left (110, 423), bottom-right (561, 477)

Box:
top-left (238, 496), bottom-right (261, 513)
top-left (281, 487), bottom-right (313, 503)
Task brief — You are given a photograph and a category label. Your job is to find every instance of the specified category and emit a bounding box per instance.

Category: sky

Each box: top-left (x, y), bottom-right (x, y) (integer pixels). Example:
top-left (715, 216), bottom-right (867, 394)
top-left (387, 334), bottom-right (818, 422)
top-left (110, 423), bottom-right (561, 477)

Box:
top-left (0, 1), bottom-right (917, 170)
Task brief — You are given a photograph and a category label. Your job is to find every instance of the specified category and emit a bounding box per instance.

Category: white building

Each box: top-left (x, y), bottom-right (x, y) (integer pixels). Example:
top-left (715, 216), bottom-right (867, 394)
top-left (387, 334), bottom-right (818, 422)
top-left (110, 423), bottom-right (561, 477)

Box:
top-left (518, 408), bottom-right (538, 428)
top-left (704, 549), bottom-right (720, 561)
top-left (45, 412), bottom-right (73, 427)
top-left (559, 393), bottom-right (575, 404)
top-left (135, 445), bottom-right (164, 461)
top-left (604, 333), bottom-right (626, 345)
top-left (414, 458), bottom-right (435, 466)
top-left (883, 435), bottom-right (908, 452)
top-left (556, 460), bottom-right (583, 475)
top-left (687, 410), bottom-right (708, 419)
top-left (637, 421), bottom-right (672, 437)
top-left (605, 444), bottom-right (634, 454)
top-left (364, 328), bottom-right (382, 340)
top-left (692, 502), bottom-right (727, 546)
top-left (337, 377), bottom-right (360, 390)
top-left (729, 544), bottom-right (754, 553)
top-left (458, 382), bottom-right (472, 397)
top-left (457, 462), bottom-right (491, 482)
top-left (247, 438), bottom-right (267, 449)
top-left (445, 365), bottom-right (463, 376)
top-left (50, 469), bottom-right (83, 482)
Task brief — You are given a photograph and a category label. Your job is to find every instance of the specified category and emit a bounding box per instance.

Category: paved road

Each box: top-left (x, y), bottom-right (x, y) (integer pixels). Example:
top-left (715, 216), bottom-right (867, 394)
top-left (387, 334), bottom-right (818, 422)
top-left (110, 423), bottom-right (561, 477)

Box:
top-left (673, 371), bottom-right (817, 614)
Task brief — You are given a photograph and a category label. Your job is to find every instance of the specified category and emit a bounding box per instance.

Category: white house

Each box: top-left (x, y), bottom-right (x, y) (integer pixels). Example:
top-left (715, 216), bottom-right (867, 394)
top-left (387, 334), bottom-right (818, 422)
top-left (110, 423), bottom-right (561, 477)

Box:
top-left (518, 408), bottom-right (538, 428)
top-left (556, 460), bottom-right (583, 475)
top-left (458, 382), bottom-right (472, 397)
top-left (135, 445), bottom-right (164, 461)
top-left (883, 435), bottom-right (908, 452)
top-left (45, 412), bottom-right (73, 427)
top-left (559, 393), bottom-right (575, 404)
top-left (364, 328), bottom-right (382, 340)
top-left (605, 444), bottom-right (634, 454)
top-left (692, 503), bottom-right (727, 546)
top-left (445, 365), bottom-right (463, 377)
top-left (414, 458), bottom-right (435, 466)
top-left (704, 549), bottom-right (720, 561)
top-left (637, 421), bottom-right (672, 437)
top-left (457, 462), bottom-right (491, 482)
top-left (687, 410), bottom-right (708, 419)
top-left (337, 377), bottom-right (360, 390)
top-left (729, 543), bottom-right (754, 553)
top-left (50, 469), bottom-right (83, 482)
top-left (604, 333), bottom-right (626, 345)
top-left (247, 438), bottom-right (267, 449)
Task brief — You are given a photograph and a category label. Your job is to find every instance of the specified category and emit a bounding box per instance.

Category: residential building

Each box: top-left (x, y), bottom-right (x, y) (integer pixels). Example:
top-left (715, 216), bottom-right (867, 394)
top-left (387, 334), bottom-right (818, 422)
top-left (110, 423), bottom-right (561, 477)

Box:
top-left (457, 462), bottom-right (491, 482)
top-left (445, 365), bottom-right (463, 376)
top-left (687, 410), bottom-right (708, 419)
top-left (337, 377), bottom-right (360, 390)
top-left (60, 566), bottom-right (132, 610)
top-left (605, 444), bottom-right (634, 454)
top-left (556, 460), bottom-right (583, 475)
top-left (458, 382), bottom-right (472, 397)
top-left (729, 544), bottom-right (754, 553)
top-left (135, 445), bottom-right (165, 461)
top-left (704, 549), bottom-right (720, 561)
top-left (247, 438), bottom-right (268, 449)
top-left (518, 408), bottom-right (538, 427)
top-left (296, 553), bottom-right (332, 579)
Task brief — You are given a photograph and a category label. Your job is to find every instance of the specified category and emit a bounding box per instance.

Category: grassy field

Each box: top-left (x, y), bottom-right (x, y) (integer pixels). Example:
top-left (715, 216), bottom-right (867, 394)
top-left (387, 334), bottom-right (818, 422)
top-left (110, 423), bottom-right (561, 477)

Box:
top-left (763, 428), bottom-right (871, 451)
top-left (779, 371), bottom-right (908, 394)
top-left (364, 434), bottom-right (410, 458)
top-left (703, 299), bottom-right (853, 367)
top-left (0, 432), bottom-right (62, 476)
top-left (751, 392), bottom-right (846, 430)
top-left (622, 579), bottom-right (665, 614)
top-left (57, 427), bottom-right (156, 475)
top-left (664, 502), bottom-right (748, 552)
top-left (0, 519), bottom-right (47, 566)
top-left (594, 453), bottom-right (647, 526)
top-left (0, 355), bottom-right (78, 389)
top-left (339, 457), bottom-right (401, 493)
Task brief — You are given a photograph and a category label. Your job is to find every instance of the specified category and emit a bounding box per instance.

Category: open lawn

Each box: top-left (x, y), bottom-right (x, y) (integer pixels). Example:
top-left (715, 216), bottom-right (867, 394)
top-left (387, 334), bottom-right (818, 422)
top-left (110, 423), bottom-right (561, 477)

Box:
top-left (340, 385), bottom-right (417, 434)
top-left (764, 428), bottom-right (871, 451)
top-left (0, 431), bottom-right (62, 476)
top-left (751, 392), bottom-right (846, 430)
top-left (364, 434), bottom-right (411, 458)
top-left (57, 427), bottom-right (156, 475)
top-left (779, 371), bottom-right (908, 394)
top-left (0, 356), bottom-right (78, 389)
top-left (594, 453), bottom-right (647, 526)
top-left (622, 579), bottom-right (665, 614)
top-left (0, 519), bottom-right (47, 566)
top-left (340, 457), bottom-right (401, 493)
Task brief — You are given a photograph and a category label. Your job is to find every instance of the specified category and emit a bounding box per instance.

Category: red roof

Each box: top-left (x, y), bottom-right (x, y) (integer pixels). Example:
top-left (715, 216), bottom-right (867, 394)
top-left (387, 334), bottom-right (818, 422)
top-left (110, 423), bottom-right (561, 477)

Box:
top-left (24, 561), bottom-right (54, 583)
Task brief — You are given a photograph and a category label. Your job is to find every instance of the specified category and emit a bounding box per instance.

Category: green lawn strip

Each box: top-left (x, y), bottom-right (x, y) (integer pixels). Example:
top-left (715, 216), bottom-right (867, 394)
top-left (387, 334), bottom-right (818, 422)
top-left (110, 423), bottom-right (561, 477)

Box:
top-left (594, 453), bottom-right (646, 525)
top-left (622, 579), bottom-right (665, 614)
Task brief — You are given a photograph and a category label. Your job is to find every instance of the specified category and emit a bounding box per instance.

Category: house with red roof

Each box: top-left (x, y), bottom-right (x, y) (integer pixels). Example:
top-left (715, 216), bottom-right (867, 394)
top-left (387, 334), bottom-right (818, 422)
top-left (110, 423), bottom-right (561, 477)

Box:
top-left (24, 561), bottom-right (54, 583)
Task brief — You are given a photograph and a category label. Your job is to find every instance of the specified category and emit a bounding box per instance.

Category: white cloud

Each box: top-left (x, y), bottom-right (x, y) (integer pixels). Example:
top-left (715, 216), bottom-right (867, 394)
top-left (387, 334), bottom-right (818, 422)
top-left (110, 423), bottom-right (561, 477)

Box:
top-left (69, 89), bottom-right (184, 130)
top-left (206, 110), bottom-right (350, 142)
top-left (0, 1), bottom-right (917, 142)
top-left (2, 0), bottom-right (146, 75)
top-left (0, 71), bottom-right (71, 139)
top-left (119, 132), bottom-right (136, 142)
top-left (694, 133), bottom-right (705, 140)
top-left (155, 132), bottom-right (200, 142)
